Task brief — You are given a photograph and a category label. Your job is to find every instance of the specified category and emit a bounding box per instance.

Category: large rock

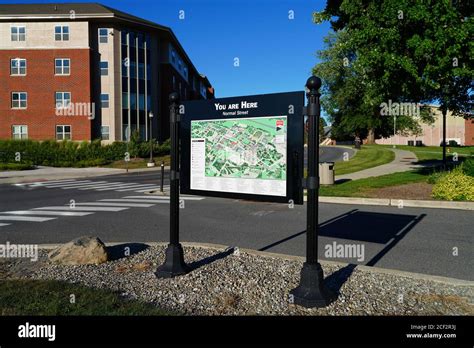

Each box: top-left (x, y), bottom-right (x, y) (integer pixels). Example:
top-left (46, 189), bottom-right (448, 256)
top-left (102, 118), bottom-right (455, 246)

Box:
top-left (48, 236), bottom-right (108, 265)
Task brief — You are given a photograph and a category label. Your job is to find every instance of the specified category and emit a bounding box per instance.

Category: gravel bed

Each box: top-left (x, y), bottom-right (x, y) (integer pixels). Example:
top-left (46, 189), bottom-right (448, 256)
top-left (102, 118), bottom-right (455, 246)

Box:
top-left (4, 245), bottom-right (473, 315)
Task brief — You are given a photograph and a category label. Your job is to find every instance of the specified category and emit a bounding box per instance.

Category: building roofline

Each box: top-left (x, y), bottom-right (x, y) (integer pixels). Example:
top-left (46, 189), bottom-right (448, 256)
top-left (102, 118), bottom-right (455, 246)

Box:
top-left (0, 2), bottom-right (213, 88)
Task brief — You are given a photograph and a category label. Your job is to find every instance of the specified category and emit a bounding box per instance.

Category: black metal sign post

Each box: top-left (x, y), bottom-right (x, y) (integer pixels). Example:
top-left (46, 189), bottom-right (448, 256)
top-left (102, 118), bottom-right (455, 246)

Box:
top-left (290, 76), bottom-right (334, 307)
top-left (155, 92), bottom-right (189, 278)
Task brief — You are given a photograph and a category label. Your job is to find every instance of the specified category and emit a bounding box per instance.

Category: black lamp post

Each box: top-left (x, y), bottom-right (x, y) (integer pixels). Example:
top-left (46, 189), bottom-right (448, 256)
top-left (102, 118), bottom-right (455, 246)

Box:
top-left (289, 76), bottom-right (334, 308)
top-left (147, 111), bottom-right (155, 167)
top-left (155, 92), bottom-right (189, 278)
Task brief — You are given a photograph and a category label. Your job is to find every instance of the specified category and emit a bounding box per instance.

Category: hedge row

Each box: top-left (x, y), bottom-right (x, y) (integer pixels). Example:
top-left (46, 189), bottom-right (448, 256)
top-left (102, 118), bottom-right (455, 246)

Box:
top-left (0, 137), bottom-right (170, 167)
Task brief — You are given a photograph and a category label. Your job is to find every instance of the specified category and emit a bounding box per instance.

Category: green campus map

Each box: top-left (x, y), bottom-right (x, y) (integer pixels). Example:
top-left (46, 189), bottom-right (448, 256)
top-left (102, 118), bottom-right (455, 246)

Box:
top-left (191, 116), bottom-right (287, 180)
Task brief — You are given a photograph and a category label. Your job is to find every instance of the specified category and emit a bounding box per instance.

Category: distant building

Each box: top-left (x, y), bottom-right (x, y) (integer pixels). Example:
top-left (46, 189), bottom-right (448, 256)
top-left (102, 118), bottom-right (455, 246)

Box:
top-left (0, 3), bottom-right (214, 143)
top-left (376, 106), bottom-right (474, 146)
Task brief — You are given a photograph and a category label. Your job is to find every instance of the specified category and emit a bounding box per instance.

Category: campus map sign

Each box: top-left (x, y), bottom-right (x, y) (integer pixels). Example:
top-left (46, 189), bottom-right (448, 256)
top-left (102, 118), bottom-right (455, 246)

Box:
top-left (180, 92), bottom-right (304, 204)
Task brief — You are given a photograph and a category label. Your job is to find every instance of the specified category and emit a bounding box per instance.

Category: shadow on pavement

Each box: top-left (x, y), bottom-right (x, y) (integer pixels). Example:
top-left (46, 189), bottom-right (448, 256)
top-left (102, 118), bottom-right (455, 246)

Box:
top-left (258, 208), bottom-right (426, 293)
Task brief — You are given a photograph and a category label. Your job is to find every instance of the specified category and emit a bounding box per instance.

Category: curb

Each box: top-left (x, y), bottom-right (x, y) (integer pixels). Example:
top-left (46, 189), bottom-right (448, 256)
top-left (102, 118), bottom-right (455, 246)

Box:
top-left (304, 195), bottom-right (474, 210)
top-left (37, 241), bottom-right (473, 287)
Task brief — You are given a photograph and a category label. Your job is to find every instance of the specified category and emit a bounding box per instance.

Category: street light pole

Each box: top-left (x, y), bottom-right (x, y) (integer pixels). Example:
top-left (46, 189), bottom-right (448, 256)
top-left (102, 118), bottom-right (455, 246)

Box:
top-left (155, 92), bottom-right (189, 278)
top-left (393, 114), bottom-right (397, 148)
top-left (147, 111), bottom-right (155, 167)
top-left (290, 76), bottom-right (334, 308)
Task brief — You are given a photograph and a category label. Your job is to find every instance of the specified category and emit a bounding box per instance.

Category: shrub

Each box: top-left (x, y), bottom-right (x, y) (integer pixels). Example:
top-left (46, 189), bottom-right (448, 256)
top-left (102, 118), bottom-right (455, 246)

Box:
top-left (0, 139), bottom-right (170, 168)
top-left (431, 165), bottom-right (474, 201)
top-left (0, 162), bottom-right (34, 171)
top-left (427, 171), bottom-right (444, 184)
top-left (462, 158), bottom-right (474, 177)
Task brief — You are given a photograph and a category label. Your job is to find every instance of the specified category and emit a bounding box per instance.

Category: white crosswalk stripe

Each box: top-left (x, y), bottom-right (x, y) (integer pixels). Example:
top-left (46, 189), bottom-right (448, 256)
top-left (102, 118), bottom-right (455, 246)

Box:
top-left (2, 210), bottom-right (93, 217)
top-left (54, 181), bottom-right (111, 189)
top-left (14, 179), bottom-right (78, 187)
top-left (123, 195), bottom-right (205, 201)
top-left (116, 185), bottom-right (166, 192)
top-left (79, 182), bottom-right (127, 190)
top-left (0, 193), bottom-right (187, 229)
top-left (0, 215), bottom-right (56, 222)
top-left (96, 183), bottom-right (155, 191)
top-left (13, 179), bottom-right (173, 193)
top-left (99, 198), bottom-right (170, 204)
top-left (73, 202), bottom-right (154, 208)
top-left (40, 180), bottom-right (94, 187)
top-left (34, 206), bottom-right (128, 212)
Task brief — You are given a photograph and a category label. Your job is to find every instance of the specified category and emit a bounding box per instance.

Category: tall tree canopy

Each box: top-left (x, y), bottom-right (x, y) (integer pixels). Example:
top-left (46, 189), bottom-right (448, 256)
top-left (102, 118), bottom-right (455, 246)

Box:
top-left (313, 0), bottom-right (473, 142)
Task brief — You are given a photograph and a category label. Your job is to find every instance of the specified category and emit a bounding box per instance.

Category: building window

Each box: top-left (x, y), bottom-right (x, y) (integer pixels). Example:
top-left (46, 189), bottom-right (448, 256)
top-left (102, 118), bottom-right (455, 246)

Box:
top-left (12, 125), bottom-right (28, 140)
top-left (56, 125), bottom-right (71, 140)
top-left (171, 49), bottom-right (176, 64)
top-left (101, 126), bottom-right (110, 140)
top-left (100, 61), bottom-right (109, 76)
top-left (55, 92), bottom-right (71, 109)
top-left (130, 93), bottom-right (136, 109)
top-left (55, 58), bottom-right (70, 75)
top-left (99, 28), bottom-right (108, 43)
top-left (122, 93), bottom-right (129, 109)
top-left (139, 94), bottom-right (145, 110)
top-left (55, 25), bottom-right (69, 41)
top-left (11, 58), bottom-right (26, 75)
top-left (122, 59), bottom-right (128, 77)
top-left (138, 63), bottom-right (145, 80)
top-left (130, 61), bottom-right (136, 79)
top-left (172, 75), bottom-right (176, 90)
top-left (11, 26), bottom-right (26, 41)
top-left (11, 92), bottom-right (27, 109)
top-left (101, 94), bottom-right (109, 108)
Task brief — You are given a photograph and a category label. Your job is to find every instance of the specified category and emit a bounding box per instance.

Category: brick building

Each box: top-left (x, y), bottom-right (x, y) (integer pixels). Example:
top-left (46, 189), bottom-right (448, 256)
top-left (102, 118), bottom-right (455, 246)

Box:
top-left (375, 106), bottom-right (474, 146)
top-left (0, 3), bottom-right (214, 143)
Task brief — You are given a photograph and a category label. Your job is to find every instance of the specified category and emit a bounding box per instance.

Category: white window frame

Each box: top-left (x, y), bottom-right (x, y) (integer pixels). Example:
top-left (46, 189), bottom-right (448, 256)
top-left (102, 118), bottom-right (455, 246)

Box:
top-left (55, 92), bottom-right (71, 109)
top-left (11, 92), bottom-right (27, 109)
top-left (11, 58), bottom-right (26, 76)
top-left (56, 125), bottom-right (71, 141)
top-left (99, 28), bottom-right (109, 43)
top-left (100, 61), bottom-right (109, 76)
top-left (101, 94), bottom-right (109, 108)
top-left (11, 26), bottom-right (26, 41)
top-left (55, 25), bottom-right (69, 41)
top-left (55, 58), bottom-right (70, 75)
top-left (101, 126), bottom-right (110, 140)
top-left (12, 125), bottom-right (28, 140)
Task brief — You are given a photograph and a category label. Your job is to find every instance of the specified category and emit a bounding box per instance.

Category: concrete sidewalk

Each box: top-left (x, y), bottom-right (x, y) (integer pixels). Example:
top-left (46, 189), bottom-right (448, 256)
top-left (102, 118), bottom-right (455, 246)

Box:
top-left (0, 165), bottom-right (168, 184)
top-left (336, 148), bottom-right (421, 181)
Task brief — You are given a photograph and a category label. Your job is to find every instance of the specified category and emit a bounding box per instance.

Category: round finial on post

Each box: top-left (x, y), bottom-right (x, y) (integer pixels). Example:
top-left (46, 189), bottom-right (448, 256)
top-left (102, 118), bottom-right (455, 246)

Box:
top-left (169, 92), bottom-right (179, 103)
top-left (306, 76), bottom-right (321, 91)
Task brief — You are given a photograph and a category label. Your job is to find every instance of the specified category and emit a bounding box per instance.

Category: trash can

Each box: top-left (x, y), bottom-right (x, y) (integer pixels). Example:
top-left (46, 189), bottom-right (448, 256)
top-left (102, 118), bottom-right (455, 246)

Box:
top-left (319, 162), bottom-right (335, 185)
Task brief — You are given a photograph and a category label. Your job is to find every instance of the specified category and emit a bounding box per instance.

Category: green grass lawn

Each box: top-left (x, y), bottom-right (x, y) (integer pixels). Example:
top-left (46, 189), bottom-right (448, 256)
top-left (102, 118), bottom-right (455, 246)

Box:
top-left (319, 170), bottom-right (429, 197)
top-left (103, 155), bottom-right (170, 169)
top-left (377, 145), bottom-right (474, 161)
top-left (333, 146), bottom-right (395, 175)
top-left (0, 279), bottom-right (172, 315)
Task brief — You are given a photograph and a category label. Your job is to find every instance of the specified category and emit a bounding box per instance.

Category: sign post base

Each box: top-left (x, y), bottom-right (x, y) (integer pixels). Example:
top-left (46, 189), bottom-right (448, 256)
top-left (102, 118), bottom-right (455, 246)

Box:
top-left (290, 262), bottom-right (335, 308)
top-left (155, 243), bottom-right (189, 278)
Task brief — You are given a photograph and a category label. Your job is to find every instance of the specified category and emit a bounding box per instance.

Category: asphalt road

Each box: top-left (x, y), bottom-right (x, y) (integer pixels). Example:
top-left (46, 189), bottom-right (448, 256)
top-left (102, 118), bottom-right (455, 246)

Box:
top-left (0, 171), bottom-right (472, 280)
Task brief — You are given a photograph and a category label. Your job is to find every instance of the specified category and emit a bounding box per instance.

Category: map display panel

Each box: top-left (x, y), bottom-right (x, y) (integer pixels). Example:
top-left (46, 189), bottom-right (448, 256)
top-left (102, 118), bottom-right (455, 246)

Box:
top-left (190, 116), bottom-right (287, 196)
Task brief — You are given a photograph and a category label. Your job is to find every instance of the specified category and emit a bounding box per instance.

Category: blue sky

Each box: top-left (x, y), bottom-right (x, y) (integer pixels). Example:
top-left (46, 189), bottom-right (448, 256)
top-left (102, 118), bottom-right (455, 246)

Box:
top-left (1, 0), bottom-right (331, 98)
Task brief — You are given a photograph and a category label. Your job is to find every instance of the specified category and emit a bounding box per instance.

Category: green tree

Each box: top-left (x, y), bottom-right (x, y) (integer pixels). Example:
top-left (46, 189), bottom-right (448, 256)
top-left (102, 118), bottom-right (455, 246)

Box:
top-left (313, 0), bottom-right (473, 148)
